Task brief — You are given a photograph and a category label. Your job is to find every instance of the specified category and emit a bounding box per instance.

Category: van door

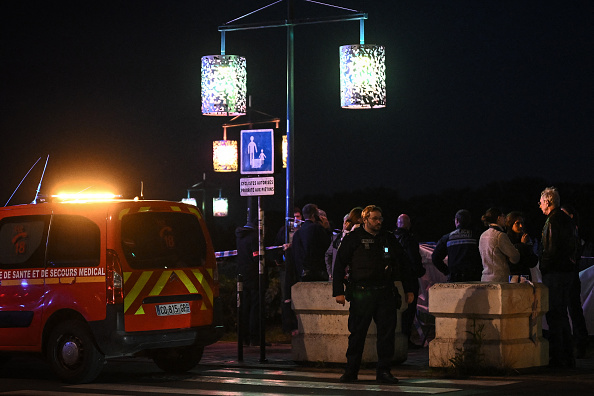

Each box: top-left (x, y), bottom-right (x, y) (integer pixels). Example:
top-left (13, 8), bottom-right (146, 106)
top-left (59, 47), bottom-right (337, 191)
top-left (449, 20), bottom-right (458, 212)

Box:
top-left (119, 210), bottom-right (214, 332)
top-left (0, 215), bottom-right (50, 347)
top-left (44, 215), bottom-right (103, 319)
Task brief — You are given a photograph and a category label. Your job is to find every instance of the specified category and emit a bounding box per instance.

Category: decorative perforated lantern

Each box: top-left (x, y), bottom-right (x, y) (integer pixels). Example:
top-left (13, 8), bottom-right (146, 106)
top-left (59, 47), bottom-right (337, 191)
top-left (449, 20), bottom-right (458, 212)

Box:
top-left (201, 55), bottom-right (247, 116)
top-left (340, 44), bottom-right (386, 109)
top-left (213, 139), bottom-right (238, 172)
top-left (213, 197), bottom-right (228, 217)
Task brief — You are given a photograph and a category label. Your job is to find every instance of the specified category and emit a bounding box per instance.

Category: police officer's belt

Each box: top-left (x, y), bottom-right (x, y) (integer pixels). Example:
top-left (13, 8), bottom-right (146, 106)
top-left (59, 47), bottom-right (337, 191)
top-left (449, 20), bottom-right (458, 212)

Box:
top-left (354, 284), bottom-right (389, 291)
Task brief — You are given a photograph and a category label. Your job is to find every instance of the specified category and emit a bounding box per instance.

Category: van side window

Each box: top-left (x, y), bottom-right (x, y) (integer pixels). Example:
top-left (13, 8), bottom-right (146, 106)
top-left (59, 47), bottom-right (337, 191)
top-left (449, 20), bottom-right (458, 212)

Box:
top-left (121, 212), bottom-right (206, 269)
top-left (47, 215), bottom-right (100, 267)
top-left (0, 215), bottom-right (49, 269)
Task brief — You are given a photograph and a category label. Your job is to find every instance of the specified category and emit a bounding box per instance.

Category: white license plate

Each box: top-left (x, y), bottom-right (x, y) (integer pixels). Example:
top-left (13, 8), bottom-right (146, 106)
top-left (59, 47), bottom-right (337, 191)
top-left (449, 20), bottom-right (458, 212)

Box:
top-left (155, 302), bottom-right (191, 316)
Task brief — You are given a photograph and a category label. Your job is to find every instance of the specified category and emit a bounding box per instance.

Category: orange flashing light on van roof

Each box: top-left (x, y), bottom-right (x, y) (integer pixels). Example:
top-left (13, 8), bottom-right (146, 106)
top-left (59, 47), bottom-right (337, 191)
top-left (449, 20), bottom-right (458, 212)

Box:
top-left (53, 192), bottom-right (121, 201)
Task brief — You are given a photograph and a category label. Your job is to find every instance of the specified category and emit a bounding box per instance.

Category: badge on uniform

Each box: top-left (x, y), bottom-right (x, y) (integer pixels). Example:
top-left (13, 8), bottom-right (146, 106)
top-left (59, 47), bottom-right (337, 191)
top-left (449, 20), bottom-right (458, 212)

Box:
top-left (361, 238), bottom-right (374, 249)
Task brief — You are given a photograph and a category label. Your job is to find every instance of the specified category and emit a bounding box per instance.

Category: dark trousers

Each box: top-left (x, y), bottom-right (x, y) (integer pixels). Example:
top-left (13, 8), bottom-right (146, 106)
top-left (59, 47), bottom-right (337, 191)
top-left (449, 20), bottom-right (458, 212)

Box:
top-left (449, 271), bottom-right (482, 282)
top-left (346, 287), bottom-right (398, 374)
top-left (401, 288), bottom-right (418, 339)
top-left (568, 271), bottom-right (589, 348)
top-left (241, 288), bottom-right (260, 344)
top-left (543, 272), bottom-right (574, 364)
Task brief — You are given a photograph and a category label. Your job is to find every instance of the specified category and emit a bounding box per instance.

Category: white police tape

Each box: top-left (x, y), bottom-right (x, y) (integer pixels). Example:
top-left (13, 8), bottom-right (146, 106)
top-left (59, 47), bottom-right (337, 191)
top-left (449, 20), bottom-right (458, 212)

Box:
top-left (215, 245), bottom-right (284, 258)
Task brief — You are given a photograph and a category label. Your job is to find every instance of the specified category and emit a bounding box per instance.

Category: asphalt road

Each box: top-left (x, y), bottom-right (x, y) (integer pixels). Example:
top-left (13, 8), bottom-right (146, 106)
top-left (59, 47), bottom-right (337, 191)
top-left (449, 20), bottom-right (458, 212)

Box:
top-left (2, 342), bottom-right (594, 395)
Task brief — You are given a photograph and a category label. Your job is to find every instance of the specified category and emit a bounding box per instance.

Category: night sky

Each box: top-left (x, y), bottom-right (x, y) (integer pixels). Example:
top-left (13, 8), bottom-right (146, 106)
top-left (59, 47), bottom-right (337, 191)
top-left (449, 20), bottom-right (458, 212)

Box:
top-left (2, 1), bottom-right (593, 230)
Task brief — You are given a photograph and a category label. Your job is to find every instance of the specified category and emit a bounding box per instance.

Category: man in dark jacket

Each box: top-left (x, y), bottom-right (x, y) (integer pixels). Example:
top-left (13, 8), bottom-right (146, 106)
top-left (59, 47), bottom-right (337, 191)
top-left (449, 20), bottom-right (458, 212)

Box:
top-left (394, 214), bottom-right (425, 348)
top-left (292, 203), bottom-right (331, 281)
top-left (539, 187), bottom-right (579, 367)
top-left (431, 209), bottom-right (482, 282)
top-left (333, 205), bottom-right (415, 384)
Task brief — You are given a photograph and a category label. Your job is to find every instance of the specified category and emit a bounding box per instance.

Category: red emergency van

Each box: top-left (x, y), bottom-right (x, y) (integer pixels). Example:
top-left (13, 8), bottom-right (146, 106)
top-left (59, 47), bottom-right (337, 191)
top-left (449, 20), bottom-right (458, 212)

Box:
top-left (0, 198), bottom-right (223, 383)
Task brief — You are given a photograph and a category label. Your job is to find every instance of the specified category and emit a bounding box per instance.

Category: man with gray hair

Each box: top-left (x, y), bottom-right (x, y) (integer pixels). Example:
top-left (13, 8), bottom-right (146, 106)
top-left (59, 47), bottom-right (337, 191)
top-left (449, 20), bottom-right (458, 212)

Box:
top-left (539, 186), bottom-right (579, 367)
top-left (431, 209), bottom-right (482, 282)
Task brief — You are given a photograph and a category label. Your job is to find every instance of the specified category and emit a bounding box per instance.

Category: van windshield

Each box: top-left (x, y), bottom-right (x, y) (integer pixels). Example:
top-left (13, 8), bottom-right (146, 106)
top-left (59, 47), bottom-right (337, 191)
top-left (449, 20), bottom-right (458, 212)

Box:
top-left (121, 212), bottom-right (206, 269)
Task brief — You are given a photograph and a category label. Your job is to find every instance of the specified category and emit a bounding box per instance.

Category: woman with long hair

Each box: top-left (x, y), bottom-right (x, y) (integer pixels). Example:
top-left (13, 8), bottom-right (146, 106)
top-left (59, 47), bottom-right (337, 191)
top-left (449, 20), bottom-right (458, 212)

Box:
top-left (505, 211), bottom-right (538, 281)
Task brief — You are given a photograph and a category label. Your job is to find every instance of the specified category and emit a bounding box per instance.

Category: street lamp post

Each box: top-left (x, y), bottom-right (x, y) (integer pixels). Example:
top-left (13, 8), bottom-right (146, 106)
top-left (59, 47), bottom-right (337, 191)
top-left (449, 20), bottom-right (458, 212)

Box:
top-left (214, 1), bottom-right (378, 244)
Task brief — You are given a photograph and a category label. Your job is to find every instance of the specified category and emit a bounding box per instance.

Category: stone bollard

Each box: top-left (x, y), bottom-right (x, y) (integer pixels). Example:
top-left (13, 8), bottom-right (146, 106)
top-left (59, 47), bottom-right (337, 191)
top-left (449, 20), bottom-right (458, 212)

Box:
top-left (291, 281), bottom-right (408, 364)
top-left (429, 282), bottom-right (549, 369)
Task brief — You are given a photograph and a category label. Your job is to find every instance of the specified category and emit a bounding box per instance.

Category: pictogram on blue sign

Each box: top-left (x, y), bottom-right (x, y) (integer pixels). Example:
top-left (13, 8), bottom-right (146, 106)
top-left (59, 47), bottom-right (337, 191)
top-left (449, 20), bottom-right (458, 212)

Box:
top-left (240, 129), bottom-right (274, 174)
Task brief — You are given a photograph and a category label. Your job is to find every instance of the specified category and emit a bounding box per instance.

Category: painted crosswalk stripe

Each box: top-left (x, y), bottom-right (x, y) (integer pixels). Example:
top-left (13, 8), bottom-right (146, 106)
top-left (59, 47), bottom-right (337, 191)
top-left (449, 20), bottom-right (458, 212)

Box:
top-left (63, 376), bottom-right (463, 395)
top-left (206, 368), bottom-right (519, 387)
top-left (185, 376), bottom-right (462, 393)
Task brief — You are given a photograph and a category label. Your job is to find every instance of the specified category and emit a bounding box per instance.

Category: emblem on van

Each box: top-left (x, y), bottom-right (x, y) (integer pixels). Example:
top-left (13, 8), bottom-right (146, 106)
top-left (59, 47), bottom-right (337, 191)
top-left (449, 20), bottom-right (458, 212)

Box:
top-left (169, 272), bottom-right (179, 282)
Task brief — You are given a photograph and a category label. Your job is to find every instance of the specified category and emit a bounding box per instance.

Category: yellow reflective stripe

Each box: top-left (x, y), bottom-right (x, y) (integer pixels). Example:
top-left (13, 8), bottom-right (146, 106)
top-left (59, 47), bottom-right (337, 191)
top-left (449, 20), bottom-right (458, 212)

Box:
top-left (124, 271), bottom-right (153, 313)
top-left (124, 271), bottom-right (132, 284)
top-left (192, 269), bottom-right (213, 304)
top-left (139, 207), bottom-right (151, 212)
top-left (77, 276), bottom-right (104, 283)
top-left (188, 207), bottom-right (202, 219)
top-left (175, 270), bottom-right (198, 294)
top-left (135, 306), bottom-right (145, 315)
top-left (149, 271), bottom-right (172, 296)
top-left (118, 208), bottom-right (130, 220)
top-left (1, 279), bottom-right (45, 286)
top-left (171, 206), bottom-right (181, 211)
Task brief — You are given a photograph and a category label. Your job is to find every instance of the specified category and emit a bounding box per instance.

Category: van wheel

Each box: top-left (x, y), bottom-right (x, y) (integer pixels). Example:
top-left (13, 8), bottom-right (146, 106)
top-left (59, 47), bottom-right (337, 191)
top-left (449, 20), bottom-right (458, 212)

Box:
top-left (152, 344), bottom-right (204, 373)
top-left (46, 320), bottom-right (105, 383)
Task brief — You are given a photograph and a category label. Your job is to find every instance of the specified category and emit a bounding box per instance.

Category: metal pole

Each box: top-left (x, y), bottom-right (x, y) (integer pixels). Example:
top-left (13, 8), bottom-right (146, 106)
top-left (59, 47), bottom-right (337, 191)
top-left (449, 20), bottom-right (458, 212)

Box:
top-left (360, 18), bottom-right (365, 45)
top-left (258, 196), bottom-right (267, 362)
top-left (236, 274), bottom-right (243, 361)
top-left (285, 0), bottom-right (295, 244)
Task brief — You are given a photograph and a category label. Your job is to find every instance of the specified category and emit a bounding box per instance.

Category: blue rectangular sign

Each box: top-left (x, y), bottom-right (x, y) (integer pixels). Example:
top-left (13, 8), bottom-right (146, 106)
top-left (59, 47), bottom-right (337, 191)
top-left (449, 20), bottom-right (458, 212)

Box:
top-left (240, 129), bottom-right (274, 175)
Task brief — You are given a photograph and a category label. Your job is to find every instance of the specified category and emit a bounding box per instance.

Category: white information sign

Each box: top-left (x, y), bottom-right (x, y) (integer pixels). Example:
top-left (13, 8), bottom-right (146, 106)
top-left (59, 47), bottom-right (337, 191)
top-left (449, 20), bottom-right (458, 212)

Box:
top-left (240, 177), bottom-right (275, 196)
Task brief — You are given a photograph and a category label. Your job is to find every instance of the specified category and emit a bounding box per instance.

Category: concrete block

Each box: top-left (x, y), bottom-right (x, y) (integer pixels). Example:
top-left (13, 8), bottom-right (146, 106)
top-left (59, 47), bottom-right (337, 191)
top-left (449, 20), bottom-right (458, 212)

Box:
top-left (290, 281), bottom-right (408, 364)
top-left (428, 282), bottom-right (549, 369)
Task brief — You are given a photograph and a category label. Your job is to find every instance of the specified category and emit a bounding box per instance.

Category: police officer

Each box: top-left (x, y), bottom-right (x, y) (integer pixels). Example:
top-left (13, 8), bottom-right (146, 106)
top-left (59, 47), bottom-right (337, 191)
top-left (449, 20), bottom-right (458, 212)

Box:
top-left (332, 205), bottom-right (415, 384)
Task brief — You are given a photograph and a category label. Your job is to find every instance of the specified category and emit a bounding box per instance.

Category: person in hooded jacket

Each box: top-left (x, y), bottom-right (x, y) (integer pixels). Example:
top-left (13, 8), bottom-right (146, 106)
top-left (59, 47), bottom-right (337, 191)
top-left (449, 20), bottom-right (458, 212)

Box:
top-left (235, 221), bottom-right (263, 346)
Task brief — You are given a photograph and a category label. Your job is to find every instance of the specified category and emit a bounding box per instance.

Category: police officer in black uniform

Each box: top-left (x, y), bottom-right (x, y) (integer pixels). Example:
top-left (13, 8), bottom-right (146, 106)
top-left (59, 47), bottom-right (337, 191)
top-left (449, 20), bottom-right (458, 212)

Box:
top-left (332, 205), bottom-right (415, 384)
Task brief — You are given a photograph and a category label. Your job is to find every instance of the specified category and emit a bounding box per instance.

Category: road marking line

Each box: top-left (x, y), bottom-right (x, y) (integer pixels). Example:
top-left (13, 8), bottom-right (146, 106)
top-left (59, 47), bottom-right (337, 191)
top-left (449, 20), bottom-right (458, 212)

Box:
top-left (185, 376), bottom-right (461, 394)
top-left (205, 368), bottom-right (519, 387)
top-left (62, 377), bottom-right (461, 395)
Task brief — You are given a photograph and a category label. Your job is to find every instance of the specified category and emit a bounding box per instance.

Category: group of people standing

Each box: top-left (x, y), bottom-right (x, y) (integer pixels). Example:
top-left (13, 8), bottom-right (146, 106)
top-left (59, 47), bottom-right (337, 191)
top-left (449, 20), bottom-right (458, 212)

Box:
top-left (431, 186), bottom-right (588, 368)
top-left (237, 185), bottom-right (588, 383)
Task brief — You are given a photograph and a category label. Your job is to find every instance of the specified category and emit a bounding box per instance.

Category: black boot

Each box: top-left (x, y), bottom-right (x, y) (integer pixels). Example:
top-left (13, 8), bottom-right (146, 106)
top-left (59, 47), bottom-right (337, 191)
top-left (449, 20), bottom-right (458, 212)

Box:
top-left (376, 370), bottom-right (399, 384)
